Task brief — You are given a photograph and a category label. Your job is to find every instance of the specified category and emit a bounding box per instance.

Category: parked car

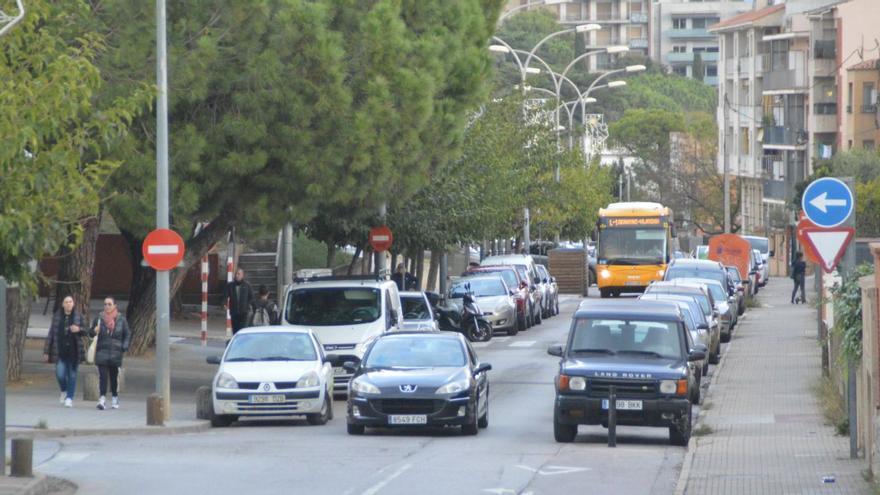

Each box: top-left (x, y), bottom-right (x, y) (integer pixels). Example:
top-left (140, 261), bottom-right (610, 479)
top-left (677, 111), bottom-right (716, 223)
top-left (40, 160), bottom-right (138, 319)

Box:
top-left (463, 266), bottom-right (529, 331)
top-left (480, 254), bottom-right (543, 326)
top-left (207, 327), bottom-right (334, 427)
top-left (535, 264), bottom-right (558, 317)
top-left (280, 275), bottom-right (403, 395)
top-left (742, 235), bottom-right (772, 286)
top-left (644, 281), bottom-right (721, 365)
top-left (345, 331), bottom-right (491, 435)
top-left (724, 266), bottom-right (747, 316)
top-left (448, 276), bottom-right (518, 336)
top-left (674, 278), bottom-right (736, 341)
top-left (752, 249), bottom-right (769, 289)
top-left (399, 291), bottom-right (438, 332)
top-left (639, 293), bottom-right (711, 381)
top-left (548, 300), bottom-right (704, 446)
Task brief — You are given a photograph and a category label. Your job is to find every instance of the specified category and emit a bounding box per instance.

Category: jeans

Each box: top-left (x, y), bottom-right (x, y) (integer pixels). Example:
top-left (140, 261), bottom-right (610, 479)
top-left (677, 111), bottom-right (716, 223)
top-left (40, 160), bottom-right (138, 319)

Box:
top-left (55, 359), bottom-right (78, 400)
top-left (98, 365), bottom-right (119, 397)
top-left (231, 313), bottom-right (249, 335)
top-left (791, 276), bottom-right (806, 303)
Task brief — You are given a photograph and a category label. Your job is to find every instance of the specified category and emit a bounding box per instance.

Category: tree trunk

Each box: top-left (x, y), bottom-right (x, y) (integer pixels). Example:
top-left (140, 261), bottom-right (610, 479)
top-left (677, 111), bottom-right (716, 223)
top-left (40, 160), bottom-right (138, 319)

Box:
top-left (426, 250), bottom-right (440, 292)
top-left (347, 245), bottom-right (363, 275)
top-left (125, 210), bottom-right (236, 356)
top-left (325, 242), bottom-right (336, 269)
top-left (6, 284), bottom-right (30, 382)
top-left (415, 250), bottom-right (425, 290)
top-left (53, 212), bottom-right (101, 318)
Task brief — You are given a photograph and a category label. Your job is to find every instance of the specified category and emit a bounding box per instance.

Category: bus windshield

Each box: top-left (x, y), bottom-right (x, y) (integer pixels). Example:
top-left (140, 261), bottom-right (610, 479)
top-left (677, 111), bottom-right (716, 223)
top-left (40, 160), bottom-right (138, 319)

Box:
top-left (598, 228), bottom-right (666, 265)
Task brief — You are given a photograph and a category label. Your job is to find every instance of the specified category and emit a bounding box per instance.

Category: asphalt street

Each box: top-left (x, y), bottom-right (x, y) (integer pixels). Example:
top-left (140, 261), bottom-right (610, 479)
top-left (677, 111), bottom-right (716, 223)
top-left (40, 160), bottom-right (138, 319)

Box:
top-left (34, 293), bottom-right (710, 495)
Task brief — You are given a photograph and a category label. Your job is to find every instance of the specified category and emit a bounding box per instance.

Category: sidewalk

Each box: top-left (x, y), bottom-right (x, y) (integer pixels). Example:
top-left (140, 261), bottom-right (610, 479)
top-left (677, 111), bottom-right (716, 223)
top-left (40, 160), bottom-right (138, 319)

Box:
top-left (677, 280), bottom-right (870, 494)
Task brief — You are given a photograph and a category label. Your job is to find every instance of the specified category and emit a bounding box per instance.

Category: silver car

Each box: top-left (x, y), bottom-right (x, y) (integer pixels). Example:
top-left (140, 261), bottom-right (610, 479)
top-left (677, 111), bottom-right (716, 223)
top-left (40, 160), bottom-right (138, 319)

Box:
top-left (448, 276), bottom-right (518, 336)
top-left (535, 264), bottom-right (558, 317)
top-left (674, 278), bottom-right (734, 343)
top-left (399, 291), bottom-right (438, 332)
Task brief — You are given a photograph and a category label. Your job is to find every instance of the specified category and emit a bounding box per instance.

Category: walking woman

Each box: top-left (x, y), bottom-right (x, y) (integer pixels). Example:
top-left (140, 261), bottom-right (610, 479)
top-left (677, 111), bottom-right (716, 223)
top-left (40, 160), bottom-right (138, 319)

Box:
top-left (89, 297), bottom-right (131, 410)
top-left (791, 252), bottom-right (807, 304)
top-left (42, 296), bottom-right (86, 407)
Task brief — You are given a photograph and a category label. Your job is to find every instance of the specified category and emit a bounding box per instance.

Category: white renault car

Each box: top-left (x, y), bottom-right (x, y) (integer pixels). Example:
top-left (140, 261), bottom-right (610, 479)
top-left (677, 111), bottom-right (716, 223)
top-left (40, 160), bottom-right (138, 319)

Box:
top-left (207, 327), bottom-right (334, 427)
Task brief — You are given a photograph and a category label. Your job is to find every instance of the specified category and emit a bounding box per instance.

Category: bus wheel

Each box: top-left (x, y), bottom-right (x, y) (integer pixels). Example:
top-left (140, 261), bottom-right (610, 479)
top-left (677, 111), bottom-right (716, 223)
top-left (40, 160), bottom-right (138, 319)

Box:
top-left (600, 289), bottom-right (610, 298)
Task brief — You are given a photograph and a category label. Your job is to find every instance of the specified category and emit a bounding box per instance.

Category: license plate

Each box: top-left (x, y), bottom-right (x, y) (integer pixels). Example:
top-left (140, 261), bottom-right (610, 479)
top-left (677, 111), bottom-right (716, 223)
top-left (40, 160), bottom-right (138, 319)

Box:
top-left (388, 415), bottom-right (427, 425)
top-left (333, 367), bottom-right (347, 376)
top-left (601, 399), bottom-right (643, 411)
top-left (250, 394), bottom-right (285, 404)
top-left (624, 281), bottom-right (642, 286)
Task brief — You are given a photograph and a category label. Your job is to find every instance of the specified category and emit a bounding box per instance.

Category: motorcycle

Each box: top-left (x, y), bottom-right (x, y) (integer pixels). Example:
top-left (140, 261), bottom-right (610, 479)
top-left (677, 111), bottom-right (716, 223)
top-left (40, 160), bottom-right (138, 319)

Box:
top-left (430, 286), bottom-right (492, 342)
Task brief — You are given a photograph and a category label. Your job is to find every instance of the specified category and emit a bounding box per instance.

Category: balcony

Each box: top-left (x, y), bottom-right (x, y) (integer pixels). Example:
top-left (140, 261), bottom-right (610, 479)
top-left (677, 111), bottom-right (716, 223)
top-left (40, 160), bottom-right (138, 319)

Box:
top-left (861, 104), bottom-right (878, 114)
top-left (763, 69), bottom-right (807, 92)
top-left (668, 52), bottom-right (693, 63)
top-left (763, 126), bottom-right (807, 147)
top-left (811, 58), bottom-right (835, 77)
top-left (814, 40), bottom-right (837, 60)
top-left (763, 179), bottom-right (790, 201)
top-left (669, 28), bottom-right (713, 39)
top-left (704, 76), bottom-right (719, 85)
top-left (630, 12), bottom-right (649, 23)
top-left (813, 113), bottom-right (836, 133)
top-left (629, 38), bottom-right (649, 50)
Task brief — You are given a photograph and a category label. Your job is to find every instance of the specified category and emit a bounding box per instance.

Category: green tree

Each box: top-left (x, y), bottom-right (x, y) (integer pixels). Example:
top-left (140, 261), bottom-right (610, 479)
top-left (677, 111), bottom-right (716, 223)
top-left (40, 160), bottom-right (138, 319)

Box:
top-left (855, 178), bottom-right (880, 236)
top-left (0, 0), bottom-right (143, 379)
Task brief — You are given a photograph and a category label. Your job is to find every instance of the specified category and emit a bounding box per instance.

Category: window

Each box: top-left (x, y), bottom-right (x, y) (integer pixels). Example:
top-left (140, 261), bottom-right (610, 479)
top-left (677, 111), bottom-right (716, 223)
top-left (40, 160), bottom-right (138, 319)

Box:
top-left (691, 18), bottom-right (707, 29)
top-left (286, 288), bottom-right (380, 326)
top-left (693, 47), bottom-right (707, 53)
top-left (707, 46), bottom-right (719, 53)
top-left (706, 65), bottom-right (717, 77)
top-left (848, 140), bottom-right (853, 149)
top-left (385, 291), bottom-right (395, 330)
top-left (673, 45), bottom-right (687, 53)
top-left (672, 18), bottom-right (687, 29)
top-left (848, 82), bottom-right (853, 113)
top-left (865, 140), bottom-right (876, 150)
top-left (673, 66), bottom-right (687, 76)
top-left (862, 82), bottom-right (876, 112)
top-left (570, 319), bottom-right (684, 359)
top-left (741, 127), bottom-right (750, 155)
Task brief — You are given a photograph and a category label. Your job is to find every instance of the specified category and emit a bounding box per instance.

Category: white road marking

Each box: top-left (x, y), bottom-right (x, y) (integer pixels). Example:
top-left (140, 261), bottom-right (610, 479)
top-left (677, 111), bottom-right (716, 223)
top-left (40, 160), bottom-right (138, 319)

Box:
top-left (493, 336), bottom-right (511, 342)
top-left (515, 464), bottom-right (590, 476)
top-left (484, 490), bottom-right (532, 495)
top-left (472, 342), bottom-right (491, 348)
top-left (509, 340), bottom-right (536, 348)
top-left (146, 244), bottom-right (179, 255)
top-left (48, 452), bottom-right (91, 464)
top-left (360, 463), bottom-right (412, 495)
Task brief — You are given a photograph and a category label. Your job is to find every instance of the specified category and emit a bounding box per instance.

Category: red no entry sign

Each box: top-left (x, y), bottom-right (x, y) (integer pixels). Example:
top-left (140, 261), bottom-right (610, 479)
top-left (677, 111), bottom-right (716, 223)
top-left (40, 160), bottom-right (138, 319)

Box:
top-left (142, 228), bottom-right (186, 271)
top-left (369, 226), bottom-right (393, 252)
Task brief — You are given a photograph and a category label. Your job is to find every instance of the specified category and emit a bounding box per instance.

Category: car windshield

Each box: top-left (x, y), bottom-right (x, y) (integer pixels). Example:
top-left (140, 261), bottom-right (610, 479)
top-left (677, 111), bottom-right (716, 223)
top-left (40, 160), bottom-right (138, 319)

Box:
top-left (726, 268), bottom-right (741, 283)
top-left (469, 269), bottom-right (518, 289)
top-left (598, 227), bottom-right (666, 265)
top-left (365, 337), bottom-right (466, 368)
top-left (450, 278), bottom-right (506, 298)
top-left (286, 288), bottom-right (380, 326)
top-left (225, 332), bottom-right (317, 362)
top-left (401, 296), bottom-right (431, 321)
top-left (666, 268), bottom-right (725, 285)
top-left (570, 318), bottom-right (683, 359)
top-left (745, 237), bottom-right (769, 254)
top-left (641, 295), bottom-right (706, 326)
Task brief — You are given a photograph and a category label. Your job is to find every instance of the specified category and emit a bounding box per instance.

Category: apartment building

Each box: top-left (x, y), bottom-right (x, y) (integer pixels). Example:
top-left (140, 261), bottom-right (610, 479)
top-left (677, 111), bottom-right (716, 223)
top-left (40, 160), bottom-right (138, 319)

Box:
top-left (503, 0), bottom-right (651, 71)
top-left (844, 60), bottom-right (880, 150)
top-left (652, 0), bottom-right (751, 85)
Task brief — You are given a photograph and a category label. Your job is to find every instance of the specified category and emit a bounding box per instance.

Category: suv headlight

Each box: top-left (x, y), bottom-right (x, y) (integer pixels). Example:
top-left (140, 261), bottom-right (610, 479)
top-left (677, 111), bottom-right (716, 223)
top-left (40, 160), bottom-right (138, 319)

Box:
top-left (216, 372), bottom-right (238, 389)
top-left (569, 376), bottom-right (586, 391)
top-left (350, 378), bottom-right (380, 395)
top-left (659, 380), bottom-right (677, 394)
top-left (436, 378), bottom-right (470, 395)
top-left (297, 371), bottom-right (320, 388)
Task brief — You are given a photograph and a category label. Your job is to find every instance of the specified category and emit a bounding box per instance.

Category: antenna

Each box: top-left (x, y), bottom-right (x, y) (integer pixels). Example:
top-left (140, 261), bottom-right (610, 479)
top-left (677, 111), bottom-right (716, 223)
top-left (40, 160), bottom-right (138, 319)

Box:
top-left (0, 0), bottom-right (24, 38)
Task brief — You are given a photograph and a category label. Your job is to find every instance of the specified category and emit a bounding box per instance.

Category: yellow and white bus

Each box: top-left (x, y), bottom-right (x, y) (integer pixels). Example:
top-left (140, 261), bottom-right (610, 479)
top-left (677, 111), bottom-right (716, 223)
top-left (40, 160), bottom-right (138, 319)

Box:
top-left (596, 202), bottom-right (674, 298)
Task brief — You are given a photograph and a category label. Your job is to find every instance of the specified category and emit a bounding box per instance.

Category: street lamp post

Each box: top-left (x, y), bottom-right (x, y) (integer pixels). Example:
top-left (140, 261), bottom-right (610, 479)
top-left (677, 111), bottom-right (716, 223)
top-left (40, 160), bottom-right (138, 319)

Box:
top-left (498, 0), bottom-right (567, 23)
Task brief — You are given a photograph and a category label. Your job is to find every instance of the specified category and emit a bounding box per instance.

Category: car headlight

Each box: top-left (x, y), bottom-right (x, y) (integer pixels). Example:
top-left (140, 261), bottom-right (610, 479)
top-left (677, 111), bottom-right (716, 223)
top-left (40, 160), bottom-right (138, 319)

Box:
top-left (297, 371), bottom-right (320, 388)
top-left (350, 378), bottom-right (380, 395)
top-left (659, 380), bottom-right (677, 394)
top-left (436, 378), bottom-right (470, 395)
top-left (569, 376), bottom-right (586, 391)
top-left (600, 269), bottom-right (611, 279)
top-left (216, 372), bottom-right (238, 389)
top-left (657, 269), bottom-right (665, 277)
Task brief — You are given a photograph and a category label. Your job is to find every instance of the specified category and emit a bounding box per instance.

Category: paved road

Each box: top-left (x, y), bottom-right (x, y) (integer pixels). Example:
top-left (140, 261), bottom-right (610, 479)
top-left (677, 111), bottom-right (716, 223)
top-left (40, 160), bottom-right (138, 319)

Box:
top-left (35, 294), bottom-right (704, 495)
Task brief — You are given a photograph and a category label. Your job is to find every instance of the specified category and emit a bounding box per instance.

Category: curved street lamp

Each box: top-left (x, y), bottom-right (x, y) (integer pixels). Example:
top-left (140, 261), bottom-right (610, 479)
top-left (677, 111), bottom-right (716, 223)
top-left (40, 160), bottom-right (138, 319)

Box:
top-left (0, 0), bottom-right (25, 38)
top-left (498, 0), bottom-right (567, 23)
top-left (523, 24), bottom-right (601, 75)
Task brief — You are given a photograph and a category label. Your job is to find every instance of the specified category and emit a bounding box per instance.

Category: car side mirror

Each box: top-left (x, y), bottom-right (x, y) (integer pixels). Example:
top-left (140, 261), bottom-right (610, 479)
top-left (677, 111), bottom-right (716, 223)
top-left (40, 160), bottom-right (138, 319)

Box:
top-left (688, 350), bottom-right (706, 362)
top-left (693, 343), bottom-right (708, 354)
top-left (342, 361), bottom-right (358, 373)
top-left (697, 323), bottom-right (709, 331)
top-left (547, 344), bottom-right (565, 357)
top-left (473, 363), bottom-right (492, 375)
top-left (206, 355), bottom-right (221, 365)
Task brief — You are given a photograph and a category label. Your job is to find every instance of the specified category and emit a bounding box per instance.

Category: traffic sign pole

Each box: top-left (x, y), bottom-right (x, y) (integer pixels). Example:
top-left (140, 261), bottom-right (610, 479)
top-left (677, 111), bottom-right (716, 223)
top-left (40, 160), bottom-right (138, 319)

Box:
top-left (155, 0), bottom-right (171, 422)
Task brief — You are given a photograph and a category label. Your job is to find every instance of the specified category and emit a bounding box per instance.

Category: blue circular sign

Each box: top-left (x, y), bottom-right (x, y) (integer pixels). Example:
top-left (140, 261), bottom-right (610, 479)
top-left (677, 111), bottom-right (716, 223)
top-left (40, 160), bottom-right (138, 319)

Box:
top-left (801, 177), bottom-right (854, 228)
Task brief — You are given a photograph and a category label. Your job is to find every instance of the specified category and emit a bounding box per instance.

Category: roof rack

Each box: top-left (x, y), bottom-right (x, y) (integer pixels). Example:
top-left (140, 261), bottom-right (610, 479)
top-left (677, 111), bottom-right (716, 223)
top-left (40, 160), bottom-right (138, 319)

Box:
top-left (292, 273), bottom-right (389, 284)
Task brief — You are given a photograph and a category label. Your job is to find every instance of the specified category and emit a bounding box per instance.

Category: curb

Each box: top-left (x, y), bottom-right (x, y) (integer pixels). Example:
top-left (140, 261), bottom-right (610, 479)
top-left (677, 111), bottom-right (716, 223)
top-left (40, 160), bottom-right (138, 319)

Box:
top-left (673, 326), bottom-right (736, 495)
top-left (8, 420), bottom-right (211, 440)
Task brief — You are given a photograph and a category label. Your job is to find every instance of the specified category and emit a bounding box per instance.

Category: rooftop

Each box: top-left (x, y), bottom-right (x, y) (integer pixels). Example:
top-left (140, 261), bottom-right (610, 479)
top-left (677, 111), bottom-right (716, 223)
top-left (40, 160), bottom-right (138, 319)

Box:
top-left (709, 4), bottom-right (784, 32)
top-left (849, 59), bottom-right (880, 71)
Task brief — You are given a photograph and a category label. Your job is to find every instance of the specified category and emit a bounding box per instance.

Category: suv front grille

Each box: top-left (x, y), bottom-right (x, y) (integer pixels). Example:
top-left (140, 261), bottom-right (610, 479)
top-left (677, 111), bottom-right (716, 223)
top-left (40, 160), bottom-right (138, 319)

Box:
top-left (588, 379), bottom-right (657, 399)
top-left (372, 399), bottom-right (442, 415)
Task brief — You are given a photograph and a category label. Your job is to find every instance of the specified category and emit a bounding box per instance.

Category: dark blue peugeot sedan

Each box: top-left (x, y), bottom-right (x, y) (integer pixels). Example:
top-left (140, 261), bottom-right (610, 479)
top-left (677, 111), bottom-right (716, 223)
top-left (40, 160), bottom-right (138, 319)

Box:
top-left (548, 300), bottom-right (705, 446)
top-left (345, 332), bottom-right (491, 436)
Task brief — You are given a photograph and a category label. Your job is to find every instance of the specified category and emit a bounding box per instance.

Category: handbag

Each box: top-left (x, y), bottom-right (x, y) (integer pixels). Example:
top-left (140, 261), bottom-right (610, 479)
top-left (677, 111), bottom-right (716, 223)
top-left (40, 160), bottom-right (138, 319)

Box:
top-left (86, 326), bottom-right (99, 364)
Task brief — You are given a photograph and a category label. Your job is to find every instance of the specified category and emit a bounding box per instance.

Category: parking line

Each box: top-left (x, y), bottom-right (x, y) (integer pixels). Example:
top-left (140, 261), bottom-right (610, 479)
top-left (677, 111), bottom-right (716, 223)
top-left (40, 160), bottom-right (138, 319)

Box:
top-left (360, 463), bottom-right (412, 495)
top-left (509, 340), bottom-right (536, 348)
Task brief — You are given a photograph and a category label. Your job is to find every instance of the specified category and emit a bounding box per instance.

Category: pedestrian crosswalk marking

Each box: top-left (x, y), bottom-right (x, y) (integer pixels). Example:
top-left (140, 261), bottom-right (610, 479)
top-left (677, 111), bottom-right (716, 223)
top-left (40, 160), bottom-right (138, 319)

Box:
top-left (509, 340), bottom-right (536, 348)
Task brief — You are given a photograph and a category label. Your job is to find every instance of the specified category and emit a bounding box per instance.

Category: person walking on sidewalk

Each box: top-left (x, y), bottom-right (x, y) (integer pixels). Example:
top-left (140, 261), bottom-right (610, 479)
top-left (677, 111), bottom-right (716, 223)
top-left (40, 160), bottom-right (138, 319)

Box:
top-left (89, 297), bottom-right (131, 410)
top-left (250, 284), bottom-right (279, 326)
top-left (225, 268), bottom-right (255, 335)
top-left (43, 295), bottom-right (86, 408)
top-left (790, 252), bottom-right (807, 304)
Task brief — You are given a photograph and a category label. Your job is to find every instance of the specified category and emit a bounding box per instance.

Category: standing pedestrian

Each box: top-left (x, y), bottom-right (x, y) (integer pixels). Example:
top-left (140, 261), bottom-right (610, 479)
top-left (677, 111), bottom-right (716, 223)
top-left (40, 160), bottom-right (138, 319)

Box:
top-left (251, 285), bottom-right (280, 326)
top-left (225, 268), bottom-right (255, 334)
top-left (790, 252), bottom-right (807, 304)
top-left (391, 263), bottom-right (418, 291)
top-left (89, 297), bottom-right (131, 410)
top-left (43, 296), bottom-right (86, 407)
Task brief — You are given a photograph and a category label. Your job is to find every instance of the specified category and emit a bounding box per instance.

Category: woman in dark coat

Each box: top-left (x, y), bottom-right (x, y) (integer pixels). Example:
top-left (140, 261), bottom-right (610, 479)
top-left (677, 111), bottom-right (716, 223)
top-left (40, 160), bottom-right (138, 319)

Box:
top-left (42, 295), bottom-right (86, 407)
top-left (89, 297), bottom-right (131, 410)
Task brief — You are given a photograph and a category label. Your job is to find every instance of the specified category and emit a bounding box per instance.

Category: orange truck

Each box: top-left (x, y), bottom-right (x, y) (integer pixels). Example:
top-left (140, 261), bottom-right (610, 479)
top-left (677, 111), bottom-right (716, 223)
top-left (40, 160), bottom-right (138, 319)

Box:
top-left (707, 234), bottom-right (752, 281)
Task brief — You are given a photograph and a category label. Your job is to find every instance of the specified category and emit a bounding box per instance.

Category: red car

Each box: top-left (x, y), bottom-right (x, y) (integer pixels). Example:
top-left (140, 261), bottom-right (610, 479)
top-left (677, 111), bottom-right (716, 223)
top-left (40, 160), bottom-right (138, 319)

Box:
top-left (463, 266), bottom-right (530, 332)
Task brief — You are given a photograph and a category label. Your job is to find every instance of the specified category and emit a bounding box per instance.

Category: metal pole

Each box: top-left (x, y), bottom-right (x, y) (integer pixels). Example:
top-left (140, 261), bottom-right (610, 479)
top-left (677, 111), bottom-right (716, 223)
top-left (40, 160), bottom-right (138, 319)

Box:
top-left (377, 203), bottom-right (387, 274)
top-left (842, 177), bottom-right (857, 459)
top-left (607, 385), bottom-right (617, 447)
top-left (225, 229), bottom-right (234, 339)
top-left (154, 0), bottom-right (171, 421)
top-left (0, 277), bottom-right (6, 474)
top-left (523, 207), bottom-right (531, 255)
top-left (200, 256), bottom-right (208, 346)
top-left (723, 96), bottom-right (731, 233)
top-left (283, 223), bottom-right (294, 286)
top-left (439, 253), bottom-right (448, 295)
top-left (626, 171), bottom-right (631, 202)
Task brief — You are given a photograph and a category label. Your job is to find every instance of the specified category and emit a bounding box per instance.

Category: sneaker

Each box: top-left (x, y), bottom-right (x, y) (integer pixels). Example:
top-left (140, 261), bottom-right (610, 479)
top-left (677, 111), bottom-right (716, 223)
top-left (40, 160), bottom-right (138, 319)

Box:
top-left (111, 396), bottom-right (119, 409)
top-left (97, 396), bottom-right (106, 411)
top-left (64, 398), bottom-right (73, 408)
top-left (60, 392), bottom-right (66, 404)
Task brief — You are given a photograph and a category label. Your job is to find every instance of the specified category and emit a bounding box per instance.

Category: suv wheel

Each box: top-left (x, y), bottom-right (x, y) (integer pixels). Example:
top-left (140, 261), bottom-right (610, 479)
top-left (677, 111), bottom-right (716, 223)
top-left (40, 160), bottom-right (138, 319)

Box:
top-left (347, 422), bottom-right (365, 435)
top-left (554, 412), bottom-right (577, 443)
top-left (669, 405), bottom-right (692, 446)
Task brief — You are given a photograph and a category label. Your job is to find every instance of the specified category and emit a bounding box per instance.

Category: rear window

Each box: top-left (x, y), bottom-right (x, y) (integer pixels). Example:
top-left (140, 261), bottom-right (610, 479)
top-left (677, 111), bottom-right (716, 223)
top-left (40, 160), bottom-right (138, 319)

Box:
top-left (745, 237), bottom-right (769, 254)
top-left (666, 268), bottom-right (725, 285)
top-left (569, 318), bottom-right (684, 359)
top-left (400, 296), bottom-right (431, 321)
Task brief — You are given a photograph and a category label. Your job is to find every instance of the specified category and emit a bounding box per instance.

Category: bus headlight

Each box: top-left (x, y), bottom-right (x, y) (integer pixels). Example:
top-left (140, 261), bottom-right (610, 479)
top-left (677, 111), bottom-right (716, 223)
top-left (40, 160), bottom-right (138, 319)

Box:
top-left (600, 269), bottom-right (611, 279)
top-left (657, 269), bottom-right (665, 277)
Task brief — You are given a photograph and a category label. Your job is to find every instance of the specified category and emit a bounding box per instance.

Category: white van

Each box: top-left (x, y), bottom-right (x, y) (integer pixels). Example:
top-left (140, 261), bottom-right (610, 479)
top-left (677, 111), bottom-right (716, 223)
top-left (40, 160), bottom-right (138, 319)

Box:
top-left (742, 236), bottom-right (772, 286)
top-left (280, 275), bottom-right (403, 394)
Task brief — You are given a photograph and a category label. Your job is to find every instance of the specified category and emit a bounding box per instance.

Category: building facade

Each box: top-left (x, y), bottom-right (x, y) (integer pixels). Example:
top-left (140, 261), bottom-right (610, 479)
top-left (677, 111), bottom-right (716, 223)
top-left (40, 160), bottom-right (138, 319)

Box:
top-left (844, 60), bottom-right (880, 150)
top-left (503, 0), bottom-right (651, 71)
top-left (652, 0), bottom-right (751, 85)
